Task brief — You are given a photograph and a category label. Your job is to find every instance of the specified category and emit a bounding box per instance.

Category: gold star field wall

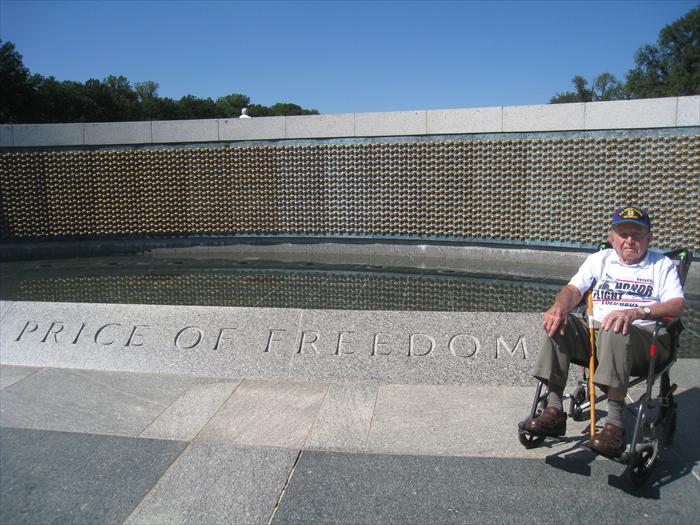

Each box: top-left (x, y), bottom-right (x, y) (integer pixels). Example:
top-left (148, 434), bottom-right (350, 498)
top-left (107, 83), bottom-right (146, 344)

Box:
top-left (1, 133), bottom-right (698, 250)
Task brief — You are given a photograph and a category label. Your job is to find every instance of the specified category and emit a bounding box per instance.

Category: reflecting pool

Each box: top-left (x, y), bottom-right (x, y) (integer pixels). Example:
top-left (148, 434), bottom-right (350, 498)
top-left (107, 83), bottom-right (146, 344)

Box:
top-left (1, 255), bottom-right (697, 357)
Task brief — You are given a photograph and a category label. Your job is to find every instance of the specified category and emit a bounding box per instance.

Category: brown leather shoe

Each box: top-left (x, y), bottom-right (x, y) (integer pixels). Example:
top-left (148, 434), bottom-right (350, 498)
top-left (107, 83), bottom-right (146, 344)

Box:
top-left (524, 406), bottom-right (567, 436)
top-left (588, 423), bottom-right (626, 458)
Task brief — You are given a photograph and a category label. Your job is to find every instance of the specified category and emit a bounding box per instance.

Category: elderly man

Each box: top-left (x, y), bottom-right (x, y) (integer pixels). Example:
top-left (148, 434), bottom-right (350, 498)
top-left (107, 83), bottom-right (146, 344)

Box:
top-left (525, 207), bottom-right (685, 457)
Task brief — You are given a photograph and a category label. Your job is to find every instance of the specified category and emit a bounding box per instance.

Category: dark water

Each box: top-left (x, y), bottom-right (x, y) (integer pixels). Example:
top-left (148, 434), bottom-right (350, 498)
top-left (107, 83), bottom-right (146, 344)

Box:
top-left (1, 255), bottom-right (697, 357)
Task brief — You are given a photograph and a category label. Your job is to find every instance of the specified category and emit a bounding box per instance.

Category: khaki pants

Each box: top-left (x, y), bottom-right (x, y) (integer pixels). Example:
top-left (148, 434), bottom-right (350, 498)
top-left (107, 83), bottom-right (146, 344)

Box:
top-left (533, 314), bottom-right (670, 396)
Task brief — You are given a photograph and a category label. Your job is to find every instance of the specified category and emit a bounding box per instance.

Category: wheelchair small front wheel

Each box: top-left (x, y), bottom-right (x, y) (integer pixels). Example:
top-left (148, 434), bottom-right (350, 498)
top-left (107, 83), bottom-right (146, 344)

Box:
top-left (518, 431), bottom-right (545, 449)
top-left (626, 444), bottom-right (658, 485)
top-left (569, 404), bottom-right (584, 421)
top-left (568, 385), bottom-right (586, 421)
top-left (518, 422), bottom-right (546, 449)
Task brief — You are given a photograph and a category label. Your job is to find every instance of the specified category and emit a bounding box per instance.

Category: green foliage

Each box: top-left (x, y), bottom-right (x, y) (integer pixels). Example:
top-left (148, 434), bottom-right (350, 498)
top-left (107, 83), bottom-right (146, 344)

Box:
top-left (216, 93), bottom-right (250, 117)
top-left (268, 102), bottom-right (319, 116)
top-left (626, 6), bottom-right (699, 98)
top-left (0, 39), bottom-right (319, 123)
top-left (550, 73), bottom-right (626, 103)
top-left (0, 41), bottom-right (38, 123)
top-left (551, 6), bottom-right (699, 103)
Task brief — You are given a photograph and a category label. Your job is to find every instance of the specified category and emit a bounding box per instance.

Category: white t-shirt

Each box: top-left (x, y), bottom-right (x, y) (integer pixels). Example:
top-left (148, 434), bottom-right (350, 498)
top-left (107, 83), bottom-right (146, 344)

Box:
top-left (568, 249), bottom-right (684, 326)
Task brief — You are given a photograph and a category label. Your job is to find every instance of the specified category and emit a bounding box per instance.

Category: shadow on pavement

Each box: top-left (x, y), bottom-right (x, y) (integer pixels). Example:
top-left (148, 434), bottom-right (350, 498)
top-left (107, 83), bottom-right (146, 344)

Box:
top-left (543, 386), bottom-right (699, 499)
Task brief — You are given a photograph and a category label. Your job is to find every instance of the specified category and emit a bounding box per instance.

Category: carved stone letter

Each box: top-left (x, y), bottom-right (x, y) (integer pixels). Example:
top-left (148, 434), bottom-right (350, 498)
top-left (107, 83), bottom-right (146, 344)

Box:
top-left (174, 326), bottom-right (203, 350)
top-left (214, 328), bottom-right (236, 351)
top-left (409, 333), bottom-right (435, 357)
top-left (496, 336), bottom-right (528, 359)
top-left (371, 333), bottom-right (392, 356)
top-left (15, 321), bottom-right (38, 342)
top-left (126, 325), bottom-right (150, 347)
top-left (94, 324), bottom-right (121, 346)
top-left (71, 323), bottom-right (87, 345)
top-left (297, 331), bottom-right (319, 354)
top-left (335, 331), bottom-right (356, 356)
top-left (265, 329), bottom-right (287, 353)
top-left (448, 334), bottom-right (480, 358)
top-left (41, 322), bottom-right (64, 343)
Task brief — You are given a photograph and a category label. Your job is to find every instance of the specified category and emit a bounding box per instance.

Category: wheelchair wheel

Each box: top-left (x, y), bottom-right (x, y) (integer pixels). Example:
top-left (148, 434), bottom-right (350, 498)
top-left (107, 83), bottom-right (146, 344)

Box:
top-left (518, 430), bottom-right (545, 449)
top-left (626, 444), bottom-right (658, 485)
top-left (569, 384), bottom-right (586, 421)
top-left (517, 420), bottom-right (546, 449)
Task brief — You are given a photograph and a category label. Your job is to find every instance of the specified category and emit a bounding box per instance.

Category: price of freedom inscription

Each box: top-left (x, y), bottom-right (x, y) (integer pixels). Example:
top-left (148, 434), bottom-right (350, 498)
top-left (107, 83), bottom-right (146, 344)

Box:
top-left (1, 301), bottom-right (545, 385)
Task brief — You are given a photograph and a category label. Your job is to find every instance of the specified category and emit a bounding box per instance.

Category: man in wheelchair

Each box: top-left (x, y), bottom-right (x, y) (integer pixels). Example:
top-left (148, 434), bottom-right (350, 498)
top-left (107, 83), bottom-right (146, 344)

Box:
top-left (524, 206), bottom-right (685, 458)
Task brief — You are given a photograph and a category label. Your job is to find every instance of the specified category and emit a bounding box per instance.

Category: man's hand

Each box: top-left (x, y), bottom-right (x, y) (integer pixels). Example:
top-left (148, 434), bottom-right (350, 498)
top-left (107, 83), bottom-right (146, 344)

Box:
top-left (601, 309), bottom-right (640, 336)
top-left (542, 285), bottom-right (582, 338)
top-left (601, 297), bottom-right (684, 335)
top-left (543, 303), bottom-right (568, 337)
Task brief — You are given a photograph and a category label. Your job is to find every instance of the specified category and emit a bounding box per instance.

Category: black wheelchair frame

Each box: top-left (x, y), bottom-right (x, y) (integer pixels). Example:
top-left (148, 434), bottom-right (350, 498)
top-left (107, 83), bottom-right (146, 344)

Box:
top-left (517, 247), bottom-right (693, 484)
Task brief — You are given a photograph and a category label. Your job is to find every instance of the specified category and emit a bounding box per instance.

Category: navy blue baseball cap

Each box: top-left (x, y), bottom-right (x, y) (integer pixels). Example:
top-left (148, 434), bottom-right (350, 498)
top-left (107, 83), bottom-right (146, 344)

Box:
top-left (611, 206), bottom-right (651, 231)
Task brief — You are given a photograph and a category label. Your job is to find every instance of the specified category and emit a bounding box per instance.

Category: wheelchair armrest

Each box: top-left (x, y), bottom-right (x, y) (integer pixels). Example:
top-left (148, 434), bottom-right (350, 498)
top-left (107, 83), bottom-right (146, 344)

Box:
top-left (655, 317), bottom-right (684, 337)
top-left (655, 316), bottom-right (676, 327)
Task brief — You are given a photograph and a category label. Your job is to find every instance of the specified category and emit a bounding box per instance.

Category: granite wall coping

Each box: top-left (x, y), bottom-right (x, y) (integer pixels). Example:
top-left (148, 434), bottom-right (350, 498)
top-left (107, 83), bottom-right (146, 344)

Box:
top-left (1, 96), bottom-right (698, 148)
top-left (0, 301), bottom-right (545, 385)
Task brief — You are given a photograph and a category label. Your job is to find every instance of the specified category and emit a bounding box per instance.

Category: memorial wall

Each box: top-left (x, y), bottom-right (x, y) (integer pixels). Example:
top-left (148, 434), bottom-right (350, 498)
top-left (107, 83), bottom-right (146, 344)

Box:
top-left (1, 96), bottom-right (699, 252)
top-left (1, 97), bottom-right (699, 379)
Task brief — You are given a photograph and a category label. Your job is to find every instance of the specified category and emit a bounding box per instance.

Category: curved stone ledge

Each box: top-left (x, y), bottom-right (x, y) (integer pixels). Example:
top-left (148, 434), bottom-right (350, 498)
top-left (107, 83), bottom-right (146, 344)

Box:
top-left (0, 301), bottom-right (544, 385)
top-left (1, 96), bottom-right (698, 148)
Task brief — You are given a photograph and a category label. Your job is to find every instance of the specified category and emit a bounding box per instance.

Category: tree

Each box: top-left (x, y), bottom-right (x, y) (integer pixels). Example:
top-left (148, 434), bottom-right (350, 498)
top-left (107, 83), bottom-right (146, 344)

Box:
top-left (550, 73), bottom-right (625, 103)
top-left (135, 81), bottom-right (160, 120)
top-left (593, 72), bottom-right (627, 101)
top-left (102, 75), bottom-right (141, 120)
top-left (216, 93), bottom-right (250, 117)
top-left (0, 40), bottom-right (38, 123)
top-left (151, 96), bottom-right (181, 120)
top-left (177, 95), bottom-right (217, 119)
top-left (626, 5), bottom-right (699, 98)
top-left (80, 77), bottom-right (140, 122)
top-left (34, 77), bottom-right (98, 122)
top-left (247, 104), bottom-right (272, 117)
top-left (0, 39), bottom-right (320, 123)
top-left (267, 102), bottom-right (319, 116)
top-left (551, 6), bottom-right (699, 103)
top-left (135, 80), bottom-right (159, 101)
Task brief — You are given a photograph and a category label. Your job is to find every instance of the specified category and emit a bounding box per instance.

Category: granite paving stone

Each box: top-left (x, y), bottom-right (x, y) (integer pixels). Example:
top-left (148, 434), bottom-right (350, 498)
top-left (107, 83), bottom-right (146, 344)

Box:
top-left (272, 450), bottom-right (700, 525)
top-left (0, 367), bottom-right (195, 436)
top-left (365, 384), bottom-right (593, 459)
top-left (124, 443), bottom-right (298, 525)
top-left (305, 381), bottom-right (379, 452)
top-left (0, 364), bottom-right (39, 391)
top-left (139, 378), bottom-right (241, 441)
top-left (195, 379), bottom-right (328, 448)
top-left (0, 427), bottom-right (187, 525)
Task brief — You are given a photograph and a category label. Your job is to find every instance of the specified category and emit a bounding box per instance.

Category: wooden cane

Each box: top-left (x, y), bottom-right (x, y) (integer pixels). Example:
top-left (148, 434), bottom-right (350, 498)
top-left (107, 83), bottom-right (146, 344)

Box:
top-left (587, 292), bottom-right (597, 437)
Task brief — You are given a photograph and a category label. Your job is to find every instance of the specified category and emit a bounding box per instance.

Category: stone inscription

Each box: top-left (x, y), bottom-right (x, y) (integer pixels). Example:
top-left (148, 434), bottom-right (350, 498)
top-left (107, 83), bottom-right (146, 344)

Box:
top-left (13, 320), bottom-right (529, 359)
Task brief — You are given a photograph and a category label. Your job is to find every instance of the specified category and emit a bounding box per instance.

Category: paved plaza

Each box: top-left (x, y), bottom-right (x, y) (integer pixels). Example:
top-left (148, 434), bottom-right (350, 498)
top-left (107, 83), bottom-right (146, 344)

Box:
top-left (1, 360), bottom-right (698, 524)
top-left (1, 250), bottom-right (698, 524)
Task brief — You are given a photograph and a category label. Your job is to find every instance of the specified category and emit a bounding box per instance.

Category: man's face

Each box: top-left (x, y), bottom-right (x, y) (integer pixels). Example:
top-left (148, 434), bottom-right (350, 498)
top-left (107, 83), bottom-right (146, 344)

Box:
top-left (608, 223), bottom-right (652, 265)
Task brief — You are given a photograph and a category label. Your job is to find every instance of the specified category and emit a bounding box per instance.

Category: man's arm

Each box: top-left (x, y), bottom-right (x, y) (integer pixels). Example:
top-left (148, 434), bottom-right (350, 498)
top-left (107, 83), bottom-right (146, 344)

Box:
top-left (543, 284), bottom-right (583, 337)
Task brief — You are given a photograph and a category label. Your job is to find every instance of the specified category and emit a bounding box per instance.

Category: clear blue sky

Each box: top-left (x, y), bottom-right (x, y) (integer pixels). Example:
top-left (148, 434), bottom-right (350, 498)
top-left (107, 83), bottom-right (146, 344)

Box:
top-left (0, 0), bottom-right (696, 114)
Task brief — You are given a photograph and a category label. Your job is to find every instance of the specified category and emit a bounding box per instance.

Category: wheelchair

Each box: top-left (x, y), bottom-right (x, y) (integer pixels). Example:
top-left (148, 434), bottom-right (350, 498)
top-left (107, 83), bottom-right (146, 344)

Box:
top-left (517, 247), bottom-right (693, 484)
